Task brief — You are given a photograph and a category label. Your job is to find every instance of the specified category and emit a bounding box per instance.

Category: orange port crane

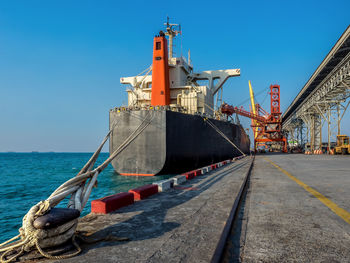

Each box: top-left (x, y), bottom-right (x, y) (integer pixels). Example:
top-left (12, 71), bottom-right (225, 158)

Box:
top-left (221, 82), bottom-right (287, 152)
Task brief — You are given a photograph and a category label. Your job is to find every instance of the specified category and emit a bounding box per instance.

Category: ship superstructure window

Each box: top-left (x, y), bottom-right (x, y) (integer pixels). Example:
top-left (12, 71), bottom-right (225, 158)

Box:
top-left (156, 42), bottom-right (161, 50)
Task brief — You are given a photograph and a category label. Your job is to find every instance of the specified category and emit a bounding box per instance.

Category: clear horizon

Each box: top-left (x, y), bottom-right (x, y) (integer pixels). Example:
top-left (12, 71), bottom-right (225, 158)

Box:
top-left (1, 0), bottom-right (349, 152)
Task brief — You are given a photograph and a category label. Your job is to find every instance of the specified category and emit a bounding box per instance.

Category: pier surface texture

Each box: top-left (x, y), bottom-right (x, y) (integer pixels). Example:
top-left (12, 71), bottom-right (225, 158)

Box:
top-left (32, 154), bottom-right (350, 262)
top-left (230, 153), bottom-right (350, 263)
top-left (48, 158), bottom-right (251, 263)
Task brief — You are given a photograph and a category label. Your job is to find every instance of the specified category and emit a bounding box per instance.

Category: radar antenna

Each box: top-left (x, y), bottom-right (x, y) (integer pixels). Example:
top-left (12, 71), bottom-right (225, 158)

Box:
top-left (163, 17), bottom-right (181, 59)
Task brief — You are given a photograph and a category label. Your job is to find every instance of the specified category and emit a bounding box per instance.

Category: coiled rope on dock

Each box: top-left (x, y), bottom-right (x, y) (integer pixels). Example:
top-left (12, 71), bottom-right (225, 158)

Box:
top-left (0, 111), bottom-right (154, 263)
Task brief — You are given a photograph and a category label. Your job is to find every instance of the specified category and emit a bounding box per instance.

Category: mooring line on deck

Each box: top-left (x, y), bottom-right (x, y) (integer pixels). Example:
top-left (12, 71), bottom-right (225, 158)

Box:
top-left (263, 157), bottom-right (350, 225)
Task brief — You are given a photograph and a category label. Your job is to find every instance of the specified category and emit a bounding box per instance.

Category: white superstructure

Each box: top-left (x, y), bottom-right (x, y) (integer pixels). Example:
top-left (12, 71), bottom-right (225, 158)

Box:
top-left (120, 20), bottom-right (240, 117)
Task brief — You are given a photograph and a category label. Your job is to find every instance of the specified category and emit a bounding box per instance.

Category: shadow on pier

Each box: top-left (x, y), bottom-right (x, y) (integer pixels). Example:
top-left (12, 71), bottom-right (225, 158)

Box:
top-left (77, 160), bottom-right (250, 254)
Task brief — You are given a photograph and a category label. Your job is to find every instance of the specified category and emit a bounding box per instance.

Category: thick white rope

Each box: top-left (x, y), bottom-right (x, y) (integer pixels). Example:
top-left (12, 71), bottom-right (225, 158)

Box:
top-left (0, 111), bottom-right (154, 262)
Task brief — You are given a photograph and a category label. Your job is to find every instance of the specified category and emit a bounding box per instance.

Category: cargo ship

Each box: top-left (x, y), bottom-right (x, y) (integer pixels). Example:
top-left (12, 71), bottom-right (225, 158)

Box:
top-left (109, 20), bottom-right (250, 176)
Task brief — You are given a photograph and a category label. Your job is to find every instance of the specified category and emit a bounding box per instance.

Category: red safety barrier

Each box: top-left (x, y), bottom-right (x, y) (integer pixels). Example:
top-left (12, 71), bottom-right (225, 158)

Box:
top-left (194, 170), bottom-right (202, 176)
top-left (211, 164), bottom-right (217, 170)
top-left (184, 172), bottom-right (195, 180)
top-left (222, 161), bottom-right (227, 165)
top-left (91, 192), bottom-right (134, 214)
top-left (129, 184), bottom-right (158, 201)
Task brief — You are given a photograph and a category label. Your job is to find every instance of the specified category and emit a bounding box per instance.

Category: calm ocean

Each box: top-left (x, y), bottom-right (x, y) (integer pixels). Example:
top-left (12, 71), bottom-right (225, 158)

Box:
top-left (0, 152), bottom-right (172, 243)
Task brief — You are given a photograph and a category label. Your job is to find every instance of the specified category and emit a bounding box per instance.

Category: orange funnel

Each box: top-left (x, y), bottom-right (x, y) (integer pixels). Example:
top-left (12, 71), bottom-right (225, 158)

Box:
top-left (151, 34), bottom-right (170, 106)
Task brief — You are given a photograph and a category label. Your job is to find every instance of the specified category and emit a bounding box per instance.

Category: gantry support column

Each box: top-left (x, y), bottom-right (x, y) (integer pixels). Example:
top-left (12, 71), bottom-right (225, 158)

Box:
top-left (310, 114), bottom-right (322, 151)
top-left (337, 104), bottom-right (341, 136)
top-left (300, 114), bottom-right (311, 151)
top-left (297, 123), bottom-right (305, 146)
top-left (288, 128), bottom-right (295, 147)
top-left (327, 108), bottom-right (331, 153)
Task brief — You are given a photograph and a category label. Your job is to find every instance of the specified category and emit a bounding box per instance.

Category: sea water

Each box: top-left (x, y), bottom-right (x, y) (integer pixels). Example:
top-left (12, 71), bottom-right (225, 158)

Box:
top-left (0, 152), bottom-right (172, 243)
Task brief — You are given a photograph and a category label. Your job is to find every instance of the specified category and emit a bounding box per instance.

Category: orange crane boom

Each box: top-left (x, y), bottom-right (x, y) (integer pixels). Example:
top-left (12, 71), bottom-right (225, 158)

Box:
top-left (220, 104), bottom-right (266, 123)
top-left (220, 83), bottom-right (287, 153)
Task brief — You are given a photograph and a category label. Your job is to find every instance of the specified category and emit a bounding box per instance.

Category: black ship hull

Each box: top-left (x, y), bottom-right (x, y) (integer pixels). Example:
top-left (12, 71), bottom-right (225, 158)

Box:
top-left (109, 109), bottom-right (250, 176)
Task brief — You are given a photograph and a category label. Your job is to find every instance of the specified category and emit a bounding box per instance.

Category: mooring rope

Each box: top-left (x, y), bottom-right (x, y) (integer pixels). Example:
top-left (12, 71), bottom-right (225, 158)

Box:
top-left (0, 111), bottom-right (154, 262)
top-left (203, 118), bottom-right (246, 156)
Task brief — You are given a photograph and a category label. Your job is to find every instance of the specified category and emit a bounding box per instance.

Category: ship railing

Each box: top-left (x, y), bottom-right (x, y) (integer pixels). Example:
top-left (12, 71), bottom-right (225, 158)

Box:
top-left (111, 105), bottom-right (219, 120)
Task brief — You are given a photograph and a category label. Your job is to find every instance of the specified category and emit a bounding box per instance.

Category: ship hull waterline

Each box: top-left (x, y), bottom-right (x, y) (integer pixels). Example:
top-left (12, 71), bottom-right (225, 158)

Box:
top-left (109, 110), bottom-right (250, 176)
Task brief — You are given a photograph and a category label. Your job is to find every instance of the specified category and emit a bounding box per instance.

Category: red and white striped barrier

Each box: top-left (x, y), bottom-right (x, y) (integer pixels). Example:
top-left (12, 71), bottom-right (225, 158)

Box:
top-left (129, 184), bottom-right (158, 201)
top-left (91, 157), bottom-right (243, 214)
top-left (173, 175), bottom-right (186, 185)
top-left (153, 179), bottom-right (174, 192)
top-left (91, 192), bottom-right (134, 214)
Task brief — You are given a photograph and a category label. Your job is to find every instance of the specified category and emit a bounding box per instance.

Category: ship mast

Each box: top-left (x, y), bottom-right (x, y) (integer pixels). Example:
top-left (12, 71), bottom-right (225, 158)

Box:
top-left (164, 17), bottom-right (181, 59)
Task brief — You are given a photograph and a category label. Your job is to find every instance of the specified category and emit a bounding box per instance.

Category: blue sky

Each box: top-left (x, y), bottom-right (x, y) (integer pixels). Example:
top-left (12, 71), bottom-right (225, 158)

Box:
top-left (0, 0), bottom-right (349, 152)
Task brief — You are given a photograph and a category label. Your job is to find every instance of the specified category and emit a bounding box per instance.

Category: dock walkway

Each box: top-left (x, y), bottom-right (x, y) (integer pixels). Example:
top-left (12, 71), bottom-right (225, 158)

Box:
top-left (230, 154), bottom-right (350, 262)
top-left (51, 158), bottom-right (252, 263)
top-left (26, 153), bottom-right (350, 262)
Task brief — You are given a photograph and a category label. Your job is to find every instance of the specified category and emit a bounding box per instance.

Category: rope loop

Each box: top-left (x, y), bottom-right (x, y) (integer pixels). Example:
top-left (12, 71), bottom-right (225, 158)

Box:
top-left (35, 235), bottom-right (81, 260)
top-left (0, 112), bottom-right (152, 262)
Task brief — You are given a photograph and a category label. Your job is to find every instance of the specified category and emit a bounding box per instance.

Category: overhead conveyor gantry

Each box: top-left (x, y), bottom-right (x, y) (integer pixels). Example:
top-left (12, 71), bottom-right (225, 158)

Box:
top-left (282, 25), bottom-right (350, 152)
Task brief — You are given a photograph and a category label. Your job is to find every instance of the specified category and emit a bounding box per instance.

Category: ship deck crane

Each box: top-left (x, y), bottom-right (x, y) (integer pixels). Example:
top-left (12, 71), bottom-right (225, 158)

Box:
top-left (221, 82), bottom-right (287, 153)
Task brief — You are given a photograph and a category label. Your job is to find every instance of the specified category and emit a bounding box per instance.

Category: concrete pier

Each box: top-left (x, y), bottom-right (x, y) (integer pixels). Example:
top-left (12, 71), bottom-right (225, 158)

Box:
top-left (224, 153), bottom-right (350, 262)
top-left (49, 158), bottom-right (252, 263)
top-left (21, 154), bottom-right (350, 262)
